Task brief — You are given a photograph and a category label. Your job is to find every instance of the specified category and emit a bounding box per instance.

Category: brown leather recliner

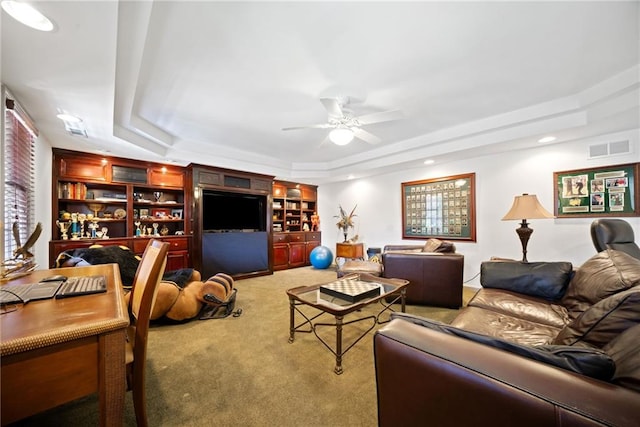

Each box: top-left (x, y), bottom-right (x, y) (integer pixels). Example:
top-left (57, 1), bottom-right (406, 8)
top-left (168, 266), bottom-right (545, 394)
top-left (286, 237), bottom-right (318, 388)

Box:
top-left (591, 218), bottom-right (640, 260)
top-left (382, 241), bottom-right (463, 308)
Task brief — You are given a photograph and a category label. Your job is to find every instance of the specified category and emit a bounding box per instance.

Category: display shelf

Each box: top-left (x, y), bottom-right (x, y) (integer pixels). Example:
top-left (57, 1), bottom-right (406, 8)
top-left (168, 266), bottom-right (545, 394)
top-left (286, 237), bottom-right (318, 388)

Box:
top-left (272, 180), bottom-right (320, 270)
top-left (51, 149), bottom-right (190, 268)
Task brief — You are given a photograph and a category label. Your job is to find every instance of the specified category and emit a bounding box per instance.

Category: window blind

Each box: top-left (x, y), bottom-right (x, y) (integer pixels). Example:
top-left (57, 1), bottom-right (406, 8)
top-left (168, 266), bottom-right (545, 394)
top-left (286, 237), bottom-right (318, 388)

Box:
top-left (3, 97), bottom-right (36, 260)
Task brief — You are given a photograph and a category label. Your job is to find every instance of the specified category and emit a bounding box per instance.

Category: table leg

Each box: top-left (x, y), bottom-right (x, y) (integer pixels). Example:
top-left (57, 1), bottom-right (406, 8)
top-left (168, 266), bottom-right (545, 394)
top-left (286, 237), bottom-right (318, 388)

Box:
top-left (401, 288), bottom-right (406, 313)
top-left (99, 330), bottom-right (125, 427)
top-left (334, 315), bottom-right (344, 375)
top-left (288, 297), bottom-right (295, 343)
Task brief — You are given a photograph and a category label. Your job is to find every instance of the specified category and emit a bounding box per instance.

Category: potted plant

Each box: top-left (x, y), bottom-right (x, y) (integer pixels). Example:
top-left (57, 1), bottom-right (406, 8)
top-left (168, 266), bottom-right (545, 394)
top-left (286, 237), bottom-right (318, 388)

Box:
top-left (334, 205), bottom-right (357, 242)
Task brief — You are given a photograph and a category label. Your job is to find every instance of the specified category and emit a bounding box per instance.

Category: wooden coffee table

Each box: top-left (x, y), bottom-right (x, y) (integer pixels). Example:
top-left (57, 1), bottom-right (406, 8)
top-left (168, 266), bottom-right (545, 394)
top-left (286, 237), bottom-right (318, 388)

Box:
top-left (286, 273), bottom-right (409, 374)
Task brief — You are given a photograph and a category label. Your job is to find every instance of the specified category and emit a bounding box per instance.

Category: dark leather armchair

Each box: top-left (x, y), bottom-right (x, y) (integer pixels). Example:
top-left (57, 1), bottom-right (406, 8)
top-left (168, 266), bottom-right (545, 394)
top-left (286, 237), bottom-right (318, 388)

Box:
top-left (382, 244), bottom-right (463, 308)
top-left (591, 219), bottom-right (640, 260)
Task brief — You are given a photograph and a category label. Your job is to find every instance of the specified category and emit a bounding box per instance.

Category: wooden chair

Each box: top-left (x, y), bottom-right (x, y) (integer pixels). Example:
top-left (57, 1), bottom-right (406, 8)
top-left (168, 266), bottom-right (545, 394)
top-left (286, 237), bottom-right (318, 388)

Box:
top-left (125, 239), bottom-right (170, 427)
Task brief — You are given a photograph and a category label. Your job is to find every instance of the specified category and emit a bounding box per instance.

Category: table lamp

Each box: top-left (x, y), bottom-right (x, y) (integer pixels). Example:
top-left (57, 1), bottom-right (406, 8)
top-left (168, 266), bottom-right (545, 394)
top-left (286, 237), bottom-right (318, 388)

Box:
top-left (501, 193), bottom-right (554, 262)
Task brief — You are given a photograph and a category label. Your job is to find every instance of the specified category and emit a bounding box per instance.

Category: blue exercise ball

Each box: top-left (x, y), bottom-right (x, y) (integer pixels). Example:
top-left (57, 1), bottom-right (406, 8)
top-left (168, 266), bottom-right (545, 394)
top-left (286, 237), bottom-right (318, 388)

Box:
top-left (310, 245), bottom-right (333, 269)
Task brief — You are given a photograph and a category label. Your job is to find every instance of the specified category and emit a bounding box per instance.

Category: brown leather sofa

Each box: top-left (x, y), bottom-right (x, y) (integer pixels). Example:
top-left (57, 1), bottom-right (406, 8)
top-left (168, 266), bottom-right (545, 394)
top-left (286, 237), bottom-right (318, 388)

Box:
top-left (374, 249), bottom-right (640, 426)
top-left (382, 241), bottom-right (463, 308)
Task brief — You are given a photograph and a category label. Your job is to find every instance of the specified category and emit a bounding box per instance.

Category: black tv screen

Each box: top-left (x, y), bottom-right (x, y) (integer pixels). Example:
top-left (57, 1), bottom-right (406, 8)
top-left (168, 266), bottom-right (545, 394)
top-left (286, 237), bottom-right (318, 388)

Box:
top-left (202, 190), bottom-right (266, 232)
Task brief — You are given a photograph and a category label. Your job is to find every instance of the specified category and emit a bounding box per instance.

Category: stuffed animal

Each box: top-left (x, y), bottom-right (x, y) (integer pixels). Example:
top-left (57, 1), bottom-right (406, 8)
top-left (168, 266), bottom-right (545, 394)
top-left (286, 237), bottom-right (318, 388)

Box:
top-left (149, 272), bottom-right (235, 321)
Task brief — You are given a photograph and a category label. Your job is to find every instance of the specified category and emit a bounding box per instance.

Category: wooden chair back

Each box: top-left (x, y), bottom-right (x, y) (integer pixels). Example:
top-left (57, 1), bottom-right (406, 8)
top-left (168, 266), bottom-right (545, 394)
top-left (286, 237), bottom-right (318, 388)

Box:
top-left (126, 239), bottom-right (169, 427)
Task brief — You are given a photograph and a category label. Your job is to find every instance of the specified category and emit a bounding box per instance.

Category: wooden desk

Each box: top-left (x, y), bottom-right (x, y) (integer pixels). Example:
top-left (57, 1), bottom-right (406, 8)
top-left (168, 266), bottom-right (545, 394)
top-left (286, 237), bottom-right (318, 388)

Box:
top-left (1, 264), bottom-right (129, 426)
top-left (336, 242), bottom-right (365, 260)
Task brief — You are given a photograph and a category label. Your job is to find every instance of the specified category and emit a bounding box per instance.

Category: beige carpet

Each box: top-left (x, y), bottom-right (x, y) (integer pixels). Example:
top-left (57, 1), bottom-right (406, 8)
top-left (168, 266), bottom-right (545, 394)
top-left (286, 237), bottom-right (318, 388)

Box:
top-left (12, 267), bottom-right (477, 427)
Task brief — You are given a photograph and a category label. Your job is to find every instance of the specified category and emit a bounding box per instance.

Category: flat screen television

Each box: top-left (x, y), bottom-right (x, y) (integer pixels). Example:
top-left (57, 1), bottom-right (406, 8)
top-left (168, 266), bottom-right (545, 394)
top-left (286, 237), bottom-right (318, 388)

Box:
top-left (202, 190), bottom-right (266, 232)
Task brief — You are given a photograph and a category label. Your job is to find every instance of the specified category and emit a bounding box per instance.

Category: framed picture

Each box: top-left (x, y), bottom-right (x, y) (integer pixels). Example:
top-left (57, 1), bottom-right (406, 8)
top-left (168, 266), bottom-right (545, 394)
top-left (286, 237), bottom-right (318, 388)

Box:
top-left (553, 163), bottom-right (639, 217)
top-left (151, 208), bottom-right (171, 218)
top-left (171, 208), bottom-right (183, 219)
top-left (401, 173), bottom-right (476, 241)
top-left (139, 208), bottom-right (149, 219)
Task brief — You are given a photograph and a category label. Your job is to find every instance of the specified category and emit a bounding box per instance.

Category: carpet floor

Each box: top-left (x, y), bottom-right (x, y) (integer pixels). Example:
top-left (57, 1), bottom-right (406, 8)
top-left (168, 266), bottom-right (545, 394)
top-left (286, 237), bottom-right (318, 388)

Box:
top-left (11, 267), bottom-right (477, 427)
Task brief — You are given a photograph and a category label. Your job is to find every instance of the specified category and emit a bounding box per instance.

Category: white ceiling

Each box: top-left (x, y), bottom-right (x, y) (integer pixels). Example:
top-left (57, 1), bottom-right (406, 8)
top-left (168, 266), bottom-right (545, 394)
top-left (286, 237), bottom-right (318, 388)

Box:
top-left (2, 1), bottom-right (639, 184)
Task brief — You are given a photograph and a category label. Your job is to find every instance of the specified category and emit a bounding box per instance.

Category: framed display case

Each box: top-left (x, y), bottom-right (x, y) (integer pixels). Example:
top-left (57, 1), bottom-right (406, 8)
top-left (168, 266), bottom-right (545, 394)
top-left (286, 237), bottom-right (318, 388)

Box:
top-left (553, 163), bottom-right (639, 217)
top-left (401, 173), bottom-right (476, 241)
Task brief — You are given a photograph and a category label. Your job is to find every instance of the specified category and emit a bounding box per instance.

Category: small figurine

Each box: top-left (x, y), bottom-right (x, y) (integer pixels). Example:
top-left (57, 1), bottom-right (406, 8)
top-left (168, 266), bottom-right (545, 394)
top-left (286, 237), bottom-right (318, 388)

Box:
top-left (311, 211), bottom-right (320, 231)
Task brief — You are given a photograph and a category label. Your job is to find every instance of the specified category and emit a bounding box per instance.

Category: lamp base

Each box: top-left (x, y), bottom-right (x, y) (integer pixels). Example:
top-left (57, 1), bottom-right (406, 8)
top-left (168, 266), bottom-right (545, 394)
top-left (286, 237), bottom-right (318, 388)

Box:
top-left (515, 220), bottom-right (534, 263)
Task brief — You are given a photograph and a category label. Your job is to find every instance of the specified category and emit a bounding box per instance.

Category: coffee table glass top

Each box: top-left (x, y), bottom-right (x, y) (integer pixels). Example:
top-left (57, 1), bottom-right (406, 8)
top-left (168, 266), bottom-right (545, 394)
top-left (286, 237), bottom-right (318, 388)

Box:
top-left (287, 273), bottom-right (409, 316)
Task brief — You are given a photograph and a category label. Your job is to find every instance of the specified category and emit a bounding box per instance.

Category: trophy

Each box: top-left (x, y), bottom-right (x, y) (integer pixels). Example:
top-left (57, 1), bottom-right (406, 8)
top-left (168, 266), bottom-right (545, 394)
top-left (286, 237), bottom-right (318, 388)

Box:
top-left (101, 226), bottom-right (109, 239)
top-left (56, 220), bottom-right (69, 240)
top-left (77, 213), bottom-right (87, 238)
top-left (88, 220), bottom-right (99, 239)
top-left (135, 221), bottom-right (141, 237)
top-left (70, 213), bottom-right (79, 240)
top-left (153, 191), bottom-right (163, 203)
top-left (152, 222), bottom-right (159, 236)
top-left (146, 227), bottom-right (153, 236)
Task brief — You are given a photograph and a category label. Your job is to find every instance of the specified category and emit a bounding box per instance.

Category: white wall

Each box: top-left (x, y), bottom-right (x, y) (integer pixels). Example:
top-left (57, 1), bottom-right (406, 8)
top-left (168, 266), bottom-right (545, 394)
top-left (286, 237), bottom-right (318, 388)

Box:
top-left (318, 129), bottom-right (640, 288)
top-left (34, 138), bottom-right (52, 268)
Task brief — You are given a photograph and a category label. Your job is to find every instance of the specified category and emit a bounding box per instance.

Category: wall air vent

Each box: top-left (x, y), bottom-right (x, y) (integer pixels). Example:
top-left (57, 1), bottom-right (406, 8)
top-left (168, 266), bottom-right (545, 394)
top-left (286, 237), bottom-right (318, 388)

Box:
top-left (588, 140), bottom-right (631, 159)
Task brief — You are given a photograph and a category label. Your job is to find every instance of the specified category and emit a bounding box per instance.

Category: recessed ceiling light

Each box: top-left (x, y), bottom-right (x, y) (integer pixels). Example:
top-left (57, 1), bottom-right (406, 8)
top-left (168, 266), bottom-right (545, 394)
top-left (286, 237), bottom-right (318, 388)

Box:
top-left (1, 0), bottom-right (54, 31)
top-left (538, 136), bottom-right (556, 143)
top-left (423, 159), bottom-right (435, 165)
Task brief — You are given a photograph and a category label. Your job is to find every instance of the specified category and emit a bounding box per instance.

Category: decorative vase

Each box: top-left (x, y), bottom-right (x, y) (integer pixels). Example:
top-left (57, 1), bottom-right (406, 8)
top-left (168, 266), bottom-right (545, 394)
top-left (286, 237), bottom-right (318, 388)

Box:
top-left (342, 225), bottom-right (349, 242)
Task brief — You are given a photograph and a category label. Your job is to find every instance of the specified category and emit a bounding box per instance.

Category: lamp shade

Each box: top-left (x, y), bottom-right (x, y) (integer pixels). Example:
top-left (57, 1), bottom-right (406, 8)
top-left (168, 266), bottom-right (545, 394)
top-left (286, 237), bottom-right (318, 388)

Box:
top-left (329, 128), bottom-right (354, 145)
top-left (502, 194), bottom-right (554, 221)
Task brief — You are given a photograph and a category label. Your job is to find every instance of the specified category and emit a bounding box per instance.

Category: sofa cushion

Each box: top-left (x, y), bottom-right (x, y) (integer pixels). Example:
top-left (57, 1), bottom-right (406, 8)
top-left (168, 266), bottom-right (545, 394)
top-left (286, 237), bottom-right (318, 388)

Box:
top-left (450, 306), bottom-right (561, 346)
top-left (553, 287), bottom-right (640, 348)
top-left (468, 288), bottom-right (569, 328)
top-left (603, 324), bottom-right (640, 392)
top-left (480, 260), bottom-right (573, 301)
top-left (561, 250), bottom-right (640, 317)
top-left (392, 313), bottom-right (615, 381)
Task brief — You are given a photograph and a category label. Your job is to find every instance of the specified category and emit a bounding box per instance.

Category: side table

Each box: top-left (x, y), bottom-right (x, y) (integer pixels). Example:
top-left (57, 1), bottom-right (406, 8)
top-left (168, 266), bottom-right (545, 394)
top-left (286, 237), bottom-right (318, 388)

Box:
top-left (336, 242), bottom-right (364, 260)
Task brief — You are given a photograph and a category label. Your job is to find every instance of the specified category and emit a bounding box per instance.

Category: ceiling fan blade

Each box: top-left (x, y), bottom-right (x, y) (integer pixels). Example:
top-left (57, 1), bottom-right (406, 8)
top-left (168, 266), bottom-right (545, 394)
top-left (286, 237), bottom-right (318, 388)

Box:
top-left (282, 123), bottom-right (333, 131)
top-left (356, 110), bottom-right (403, 125)
top-left (353, 127), bottom-right (382, 145)
top-left (320, 98), bottom-right (344, 118)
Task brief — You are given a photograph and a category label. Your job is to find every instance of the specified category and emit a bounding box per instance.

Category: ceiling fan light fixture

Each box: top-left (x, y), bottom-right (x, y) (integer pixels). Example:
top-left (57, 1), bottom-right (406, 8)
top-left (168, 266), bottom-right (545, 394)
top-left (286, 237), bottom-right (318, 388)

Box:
top-left (329, 128), bottom-right (354, 146)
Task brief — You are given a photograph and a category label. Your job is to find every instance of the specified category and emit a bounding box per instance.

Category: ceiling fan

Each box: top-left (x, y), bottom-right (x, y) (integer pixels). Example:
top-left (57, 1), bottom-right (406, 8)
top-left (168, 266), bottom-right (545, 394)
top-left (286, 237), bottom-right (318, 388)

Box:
top-left (282, 97), bottom-right (403, 145)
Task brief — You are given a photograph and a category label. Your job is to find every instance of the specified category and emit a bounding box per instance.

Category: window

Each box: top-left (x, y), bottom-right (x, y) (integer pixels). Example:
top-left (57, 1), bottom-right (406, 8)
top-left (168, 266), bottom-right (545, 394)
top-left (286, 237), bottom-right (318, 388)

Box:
top-left (3, 92), bottom-right (37, 260)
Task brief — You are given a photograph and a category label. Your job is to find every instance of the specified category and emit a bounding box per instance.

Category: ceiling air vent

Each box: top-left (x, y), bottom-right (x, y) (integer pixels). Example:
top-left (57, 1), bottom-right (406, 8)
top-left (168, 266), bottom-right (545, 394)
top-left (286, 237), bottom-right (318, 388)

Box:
top-left (588, 140), bottom-right (630, 159)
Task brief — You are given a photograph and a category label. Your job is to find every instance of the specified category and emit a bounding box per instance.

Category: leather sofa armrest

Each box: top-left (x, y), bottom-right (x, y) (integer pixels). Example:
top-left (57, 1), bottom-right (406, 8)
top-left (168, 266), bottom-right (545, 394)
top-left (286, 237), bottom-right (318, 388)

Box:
top-left (374, 319), bottom-right (640, 427)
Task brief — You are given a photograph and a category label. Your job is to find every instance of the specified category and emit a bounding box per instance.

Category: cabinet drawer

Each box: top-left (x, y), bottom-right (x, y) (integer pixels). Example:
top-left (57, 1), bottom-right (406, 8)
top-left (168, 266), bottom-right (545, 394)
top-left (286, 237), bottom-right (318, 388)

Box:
top-left (305, 232), bottom-right (321, 242)
top-left (288, 233), bottom-right (304, 243)
top-left (273, 233), bottom-right (288, 243)
top-left (167, 238), bottom-right (189, 251)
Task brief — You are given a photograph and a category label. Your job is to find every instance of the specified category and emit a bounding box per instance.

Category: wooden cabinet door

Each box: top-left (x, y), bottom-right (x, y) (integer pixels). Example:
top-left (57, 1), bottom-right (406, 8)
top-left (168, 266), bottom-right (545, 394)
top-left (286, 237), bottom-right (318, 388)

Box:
top-left (166, 250), bottom-right (189, 271)
top-left (273, 244), bottom-right (289, 270)
top-left (305, 240), bottom-right (321, 265)
top-left (288, 242), bottom-right (306, 267)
